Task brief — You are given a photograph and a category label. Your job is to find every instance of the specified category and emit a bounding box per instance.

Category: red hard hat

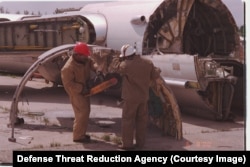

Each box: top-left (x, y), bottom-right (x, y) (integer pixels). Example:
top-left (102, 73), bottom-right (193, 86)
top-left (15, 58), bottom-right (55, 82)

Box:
top-left (73, 42), bottom-right (90, 57)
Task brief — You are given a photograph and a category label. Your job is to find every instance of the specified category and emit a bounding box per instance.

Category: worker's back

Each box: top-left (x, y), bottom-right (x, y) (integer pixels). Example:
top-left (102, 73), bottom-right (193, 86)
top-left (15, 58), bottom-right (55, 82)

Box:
top-left (121, 55), bottom-right (154, 101)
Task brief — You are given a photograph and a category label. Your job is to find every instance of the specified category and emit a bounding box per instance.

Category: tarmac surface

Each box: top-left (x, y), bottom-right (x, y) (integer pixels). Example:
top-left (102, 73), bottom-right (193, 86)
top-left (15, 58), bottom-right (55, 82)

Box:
top-left (0, 75), bottom-right (246, 164)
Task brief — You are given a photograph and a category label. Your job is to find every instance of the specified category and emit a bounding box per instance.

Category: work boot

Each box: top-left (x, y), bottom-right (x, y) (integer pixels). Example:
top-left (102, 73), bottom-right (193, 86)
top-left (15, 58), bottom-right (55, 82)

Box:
top-left (85, 134), bottom-right (90, 139)
top-left (118, 144), bottom-right (135, 150)
top-left (73, 138), bottom-right (91, 143)
top-left (73, 135), bottom-right (91, 143)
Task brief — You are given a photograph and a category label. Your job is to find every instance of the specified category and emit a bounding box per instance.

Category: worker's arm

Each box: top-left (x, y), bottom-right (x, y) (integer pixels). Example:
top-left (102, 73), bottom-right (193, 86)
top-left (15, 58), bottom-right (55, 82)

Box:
top-left (61, 66), bottom-right (85, 95)
top-left (109, 56), bottom-right (126, 74)
top-left (151, 66), bottom-right (161, 80)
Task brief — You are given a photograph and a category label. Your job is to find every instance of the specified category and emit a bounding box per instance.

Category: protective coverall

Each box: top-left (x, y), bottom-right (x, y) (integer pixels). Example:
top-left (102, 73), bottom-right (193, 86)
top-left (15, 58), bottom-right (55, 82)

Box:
top-left (112, 55), bottom-right (160, 148)
top-left (61, 56), bottom-right (96, 141)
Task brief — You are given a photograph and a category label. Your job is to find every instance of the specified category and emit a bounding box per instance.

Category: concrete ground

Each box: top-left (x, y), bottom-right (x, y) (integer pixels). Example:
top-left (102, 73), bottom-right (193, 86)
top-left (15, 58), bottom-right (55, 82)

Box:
top-left (0, 75), bottom-right (245, 164)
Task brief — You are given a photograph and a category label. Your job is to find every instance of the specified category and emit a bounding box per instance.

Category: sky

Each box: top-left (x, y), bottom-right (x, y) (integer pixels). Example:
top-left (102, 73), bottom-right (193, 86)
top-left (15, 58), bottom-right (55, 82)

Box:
top-left (0, 0), bottom-right (245, 27)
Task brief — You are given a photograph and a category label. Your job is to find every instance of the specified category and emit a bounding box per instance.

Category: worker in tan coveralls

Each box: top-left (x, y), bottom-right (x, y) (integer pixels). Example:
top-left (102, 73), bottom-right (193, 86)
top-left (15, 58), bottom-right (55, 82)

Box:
top-left (111, 44), bottom-right (160, 150)
top-left (61, 42), bottom-right (98, 143)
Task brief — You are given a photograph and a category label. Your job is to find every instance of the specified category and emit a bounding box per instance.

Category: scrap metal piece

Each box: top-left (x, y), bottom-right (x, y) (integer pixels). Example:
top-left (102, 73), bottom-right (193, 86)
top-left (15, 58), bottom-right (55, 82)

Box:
top-left (9, 44), bottom-right (75, 141)
top-left (149, 76), bottom-right (182, 140)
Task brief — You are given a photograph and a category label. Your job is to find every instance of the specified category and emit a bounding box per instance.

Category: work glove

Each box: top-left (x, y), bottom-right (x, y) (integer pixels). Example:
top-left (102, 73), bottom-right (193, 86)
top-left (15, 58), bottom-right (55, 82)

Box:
top-left (119, 56), bottom-right (126, 62)
top-left (81, 84), bottom-right (90, 95)
top-left (94, 71), bottom-right (105, 85)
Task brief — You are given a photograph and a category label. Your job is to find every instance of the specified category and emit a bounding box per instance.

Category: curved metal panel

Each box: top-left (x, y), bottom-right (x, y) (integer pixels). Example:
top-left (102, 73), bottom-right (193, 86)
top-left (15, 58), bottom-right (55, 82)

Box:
top-left (9, 44), bottom-right (75, 141)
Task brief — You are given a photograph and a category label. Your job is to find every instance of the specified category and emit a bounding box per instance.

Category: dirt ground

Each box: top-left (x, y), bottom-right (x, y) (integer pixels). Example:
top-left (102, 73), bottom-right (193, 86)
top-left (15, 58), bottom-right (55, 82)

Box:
top-left (0, 75), bottom-right (246, 165)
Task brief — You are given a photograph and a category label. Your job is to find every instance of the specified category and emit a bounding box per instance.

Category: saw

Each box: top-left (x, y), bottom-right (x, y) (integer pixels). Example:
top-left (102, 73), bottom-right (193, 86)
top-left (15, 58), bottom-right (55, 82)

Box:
top-left (84, 77), bottom-right (118, 97)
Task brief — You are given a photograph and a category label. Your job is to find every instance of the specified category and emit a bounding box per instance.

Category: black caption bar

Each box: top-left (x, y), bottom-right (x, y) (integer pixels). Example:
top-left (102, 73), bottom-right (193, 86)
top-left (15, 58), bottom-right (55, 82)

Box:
top-left (13, 151), bottom-right (248, 167)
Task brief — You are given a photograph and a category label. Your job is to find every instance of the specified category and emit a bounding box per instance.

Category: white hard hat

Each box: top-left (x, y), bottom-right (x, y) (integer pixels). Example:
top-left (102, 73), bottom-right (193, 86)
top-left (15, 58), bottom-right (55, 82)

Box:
top-left (120, 44), bottom-right (136, 57)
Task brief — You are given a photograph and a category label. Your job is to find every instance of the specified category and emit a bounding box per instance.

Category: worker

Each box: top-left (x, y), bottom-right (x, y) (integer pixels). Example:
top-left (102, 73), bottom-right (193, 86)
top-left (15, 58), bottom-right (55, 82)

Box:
top-left (111, 44), bottom-right (161, 150)
top-left (61, 42), bottom-right (99, 143)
